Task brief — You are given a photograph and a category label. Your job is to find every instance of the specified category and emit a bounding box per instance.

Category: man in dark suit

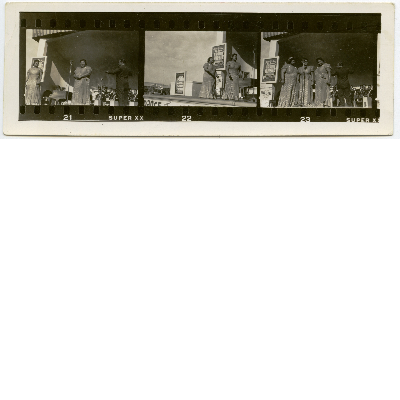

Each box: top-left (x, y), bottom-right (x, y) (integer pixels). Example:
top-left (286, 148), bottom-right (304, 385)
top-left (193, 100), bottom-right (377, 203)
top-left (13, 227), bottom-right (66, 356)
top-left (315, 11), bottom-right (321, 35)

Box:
top-left (331, 62), bottom-right (354, 107)
top-left (106, 59), bottom-right (132, 106)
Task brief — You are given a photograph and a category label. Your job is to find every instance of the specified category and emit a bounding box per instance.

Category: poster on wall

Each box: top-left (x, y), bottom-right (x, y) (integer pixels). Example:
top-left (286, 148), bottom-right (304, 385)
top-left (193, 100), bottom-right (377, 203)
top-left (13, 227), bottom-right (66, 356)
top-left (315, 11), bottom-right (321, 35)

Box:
top-left (215, 70), bottom-right (224, 97)
top-left (262, 57), bottom-right (279, 83)
top-left (31, 56), bottom-right (47, 83)
top-left (175, 71), bottom-right (186, 95)
top-left (260, 84), bottom-right (275, 107)
top-left (212, 44), bottom-right (226, 70)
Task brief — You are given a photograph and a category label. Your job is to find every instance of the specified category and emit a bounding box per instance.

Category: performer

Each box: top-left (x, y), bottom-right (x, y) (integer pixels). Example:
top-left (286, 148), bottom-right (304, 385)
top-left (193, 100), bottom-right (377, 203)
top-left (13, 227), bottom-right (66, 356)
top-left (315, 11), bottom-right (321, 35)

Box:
top-left (297, 58), bottom-right (314, 107)
top-left (314, 57), bottom-right (331, 107)
top-left (224, 54), bottom-right (241, 101)
top-left (71, 59), bottom-right (92, 105)
top-left (106, 59), bottom-right (132, 107)
top-left (278, 57), bottom-right (298, 107)
top-left (25, 59), bottom-right (43, 105)
top-left (331, 62), bottom-right (354, 107)
top-left (199, 57), bottom-right (216, 99)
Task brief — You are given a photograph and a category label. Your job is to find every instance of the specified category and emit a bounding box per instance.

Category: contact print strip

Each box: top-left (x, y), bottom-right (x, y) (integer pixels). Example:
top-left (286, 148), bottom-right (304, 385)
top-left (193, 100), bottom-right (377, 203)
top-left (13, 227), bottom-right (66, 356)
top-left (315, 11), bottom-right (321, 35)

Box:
top-left (3, 3), bottom-right (394, 136)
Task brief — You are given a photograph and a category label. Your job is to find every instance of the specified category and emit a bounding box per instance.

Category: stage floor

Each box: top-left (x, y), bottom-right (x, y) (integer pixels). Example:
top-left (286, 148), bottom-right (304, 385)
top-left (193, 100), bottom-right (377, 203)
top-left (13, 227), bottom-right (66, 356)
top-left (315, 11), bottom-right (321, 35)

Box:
top-left (144, 94), bottom-right (257, 107)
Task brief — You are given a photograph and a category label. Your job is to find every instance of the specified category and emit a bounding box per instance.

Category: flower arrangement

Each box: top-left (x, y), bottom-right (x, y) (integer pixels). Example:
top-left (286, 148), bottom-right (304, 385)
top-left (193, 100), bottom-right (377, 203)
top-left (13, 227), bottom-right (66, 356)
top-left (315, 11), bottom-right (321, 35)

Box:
top-left (329, 85), bottom-right (338, 98)
top-left (128, 90), bottom-right (137, 102)
top-left (95, 86), bottom-right (117, 101)
top-left (109, 90), bottom-right (117, 100)
top-left (351, 85), bottom-right (373, 99)
top-left (361, 85), bottom-right (373, 97)
top-left (89, 86), bottom-right (139, 104)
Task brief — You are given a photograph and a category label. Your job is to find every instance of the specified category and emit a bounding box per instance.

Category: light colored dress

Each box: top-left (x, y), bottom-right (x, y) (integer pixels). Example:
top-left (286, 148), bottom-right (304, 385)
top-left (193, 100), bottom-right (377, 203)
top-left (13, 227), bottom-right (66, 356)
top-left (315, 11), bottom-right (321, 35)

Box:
top-left (297, 65), bottom-right (314, 107)
top-left (107, 64), bottom-right (132, 106)
top-left (224, 60), bottom-right (241, 100)
top-left (314, 63), bottom-right (331, 107)
top-left (25, 67), bottom-right (43, 105)
top-left (278, 64), bottom-right (298, 107)
top-left (199, 62), bottom-right (216, 99)
top-left (72, 66), bottom-right (92, 105)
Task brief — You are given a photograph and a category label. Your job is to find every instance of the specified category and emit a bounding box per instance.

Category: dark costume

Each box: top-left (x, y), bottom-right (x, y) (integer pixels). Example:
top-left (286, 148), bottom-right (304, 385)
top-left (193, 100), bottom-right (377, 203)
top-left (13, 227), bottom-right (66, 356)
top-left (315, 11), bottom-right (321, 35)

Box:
top-left (331, 67), bottom-right (354, 107)
top-left (107, 64), bottom-right (132, 106)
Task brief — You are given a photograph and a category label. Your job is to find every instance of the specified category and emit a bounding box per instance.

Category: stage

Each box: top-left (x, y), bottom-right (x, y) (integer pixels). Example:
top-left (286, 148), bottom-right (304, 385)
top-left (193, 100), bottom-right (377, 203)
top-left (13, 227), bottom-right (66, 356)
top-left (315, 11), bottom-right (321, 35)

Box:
top-left (27, 30), bottom-right (139, 98)
top-left (144, 94), bottom-right (257, 107)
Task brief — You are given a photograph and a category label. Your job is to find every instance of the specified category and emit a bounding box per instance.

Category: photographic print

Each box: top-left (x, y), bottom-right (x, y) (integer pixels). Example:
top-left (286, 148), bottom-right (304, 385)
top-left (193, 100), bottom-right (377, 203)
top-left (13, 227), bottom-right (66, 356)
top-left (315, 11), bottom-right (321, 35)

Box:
top-left (3, 3), bottom-right (394, 135)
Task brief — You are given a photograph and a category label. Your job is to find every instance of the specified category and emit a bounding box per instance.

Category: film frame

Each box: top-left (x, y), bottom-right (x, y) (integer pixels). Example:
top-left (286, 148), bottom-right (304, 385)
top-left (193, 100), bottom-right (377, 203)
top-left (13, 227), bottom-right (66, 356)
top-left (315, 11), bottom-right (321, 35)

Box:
top-left (17, 11), bottom-right (382, 124)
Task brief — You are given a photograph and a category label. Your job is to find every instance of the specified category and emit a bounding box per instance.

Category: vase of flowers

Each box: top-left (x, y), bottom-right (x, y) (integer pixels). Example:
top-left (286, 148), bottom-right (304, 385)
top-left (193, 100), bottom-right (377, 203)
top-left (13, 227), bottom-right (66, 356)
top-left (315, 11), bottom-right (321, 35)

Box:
top-left (128, 89), bottom-right (138, 106)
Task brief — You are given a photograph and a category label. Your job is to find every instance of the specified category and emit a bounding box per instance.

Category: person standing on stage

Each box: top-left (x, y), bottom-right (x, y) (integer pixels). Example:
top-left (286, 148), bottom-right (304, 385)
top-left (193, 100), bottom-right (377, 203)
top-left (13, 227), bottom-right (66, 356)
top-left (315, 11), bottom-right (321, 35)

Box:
top-left (199, 57), bottom-right (216, 99)
top-left (331, 62), bottom-right (354, 107)
top-left (314, 57), bottom-right (331, 107)
top-left (297, 58), bottom-right (314, 107)
top-left (224, 54), bottom-right (242, 101)
top-left (106, 59), bottom-right (132, 107)
top-left (25, 59), bottom-right (43, 105)
top-left (278, 57), bottom-right (298, 107)
top-left (72, 59), bottom-right (92, 105)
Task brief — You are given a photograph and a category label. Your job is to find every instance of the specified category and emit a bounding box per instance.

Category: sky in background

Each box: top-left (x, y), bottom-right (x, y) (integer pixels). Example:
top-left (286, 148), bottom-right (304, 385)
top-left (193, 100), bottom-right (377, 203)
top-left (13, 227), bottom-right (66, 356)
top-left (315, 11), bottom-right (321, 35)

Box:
top-left (145, 31), bottom-right (217, 85)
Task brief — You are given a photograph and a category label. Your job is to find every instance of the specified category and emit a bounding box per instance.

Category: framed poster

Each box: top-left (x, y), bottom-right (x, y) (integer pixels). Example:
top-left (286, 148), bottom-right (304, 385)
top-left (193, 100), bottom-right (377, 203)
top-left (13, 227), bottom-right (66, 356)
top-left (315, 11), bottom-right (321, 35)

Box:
top-left (262, 57), bottom-right (279, 84)
top-left (31, 56), bottom-right (47, 83)
top-left (175, 71), bottom-right (186, 95)
top-left (212, 43), bottom-right (227, 70)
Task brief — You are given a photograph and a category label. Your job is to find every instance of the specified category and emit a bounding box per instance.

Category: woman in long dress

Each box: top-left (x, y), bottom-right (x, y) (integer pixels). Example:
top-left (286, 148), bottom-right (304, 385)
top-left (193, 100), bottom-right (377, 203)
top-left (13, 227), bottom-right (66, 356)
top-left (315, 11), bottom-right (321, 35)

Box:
top-left (314, 57), bottom-right (331, 107)
top-left (224, 54), bottom-right (241, 101)
top-left (106, 59), bottom-right (132, 106)
top-left (25, 60), bottom-right (43, 105)
top-left (277, 57), bottom-right (298, 107)
top-left (199, 57), bottom-right (216, 99)
top-left (72, 59), bottom-right (92, 105)
top-left (297, 58), bottom-right (314, 107)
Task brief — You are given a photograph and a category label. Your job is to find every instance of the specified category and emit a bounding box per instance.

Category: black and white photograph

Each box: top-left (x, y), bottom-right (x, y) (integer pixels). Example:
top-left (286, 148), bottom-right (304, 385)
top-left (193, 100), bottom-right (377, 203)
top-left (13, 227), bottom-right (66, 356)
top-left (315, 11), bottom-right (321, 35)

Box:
top-left (144, 31), bottom-right (258, 107)
top-left (2, 10), bottom-right (399, 400)
top-left (25, 29), bottom-right (139, 108)
top-left (260, 32), bottom-right (379, 108)
top-left (3, 3), bottom-right (394, 134)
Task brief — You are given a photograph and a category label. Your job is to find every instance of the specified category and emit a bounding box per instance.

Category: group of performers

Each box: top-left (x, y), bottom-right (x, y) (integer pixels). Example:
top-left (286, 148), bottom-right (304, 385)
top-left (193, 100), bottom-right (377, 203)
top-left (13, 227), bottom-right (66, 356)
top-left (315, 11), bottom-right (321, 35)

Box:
top-left (25, 58), bottom-right (132, 106)
top-left (277, 57), bottom-right (356, 107)
top-left (199, 53), bottom-right (242, 101)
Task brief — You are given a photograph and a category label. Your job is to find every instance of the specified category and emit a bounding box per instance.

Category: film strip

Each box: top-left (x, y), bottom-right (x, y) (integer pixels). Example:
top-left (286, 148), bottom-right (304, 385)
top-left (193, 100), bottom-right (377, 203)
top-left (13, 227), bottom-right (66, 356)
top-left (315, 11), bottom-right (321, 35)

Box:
top-left (19, 12), bottom-right (381, 123)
